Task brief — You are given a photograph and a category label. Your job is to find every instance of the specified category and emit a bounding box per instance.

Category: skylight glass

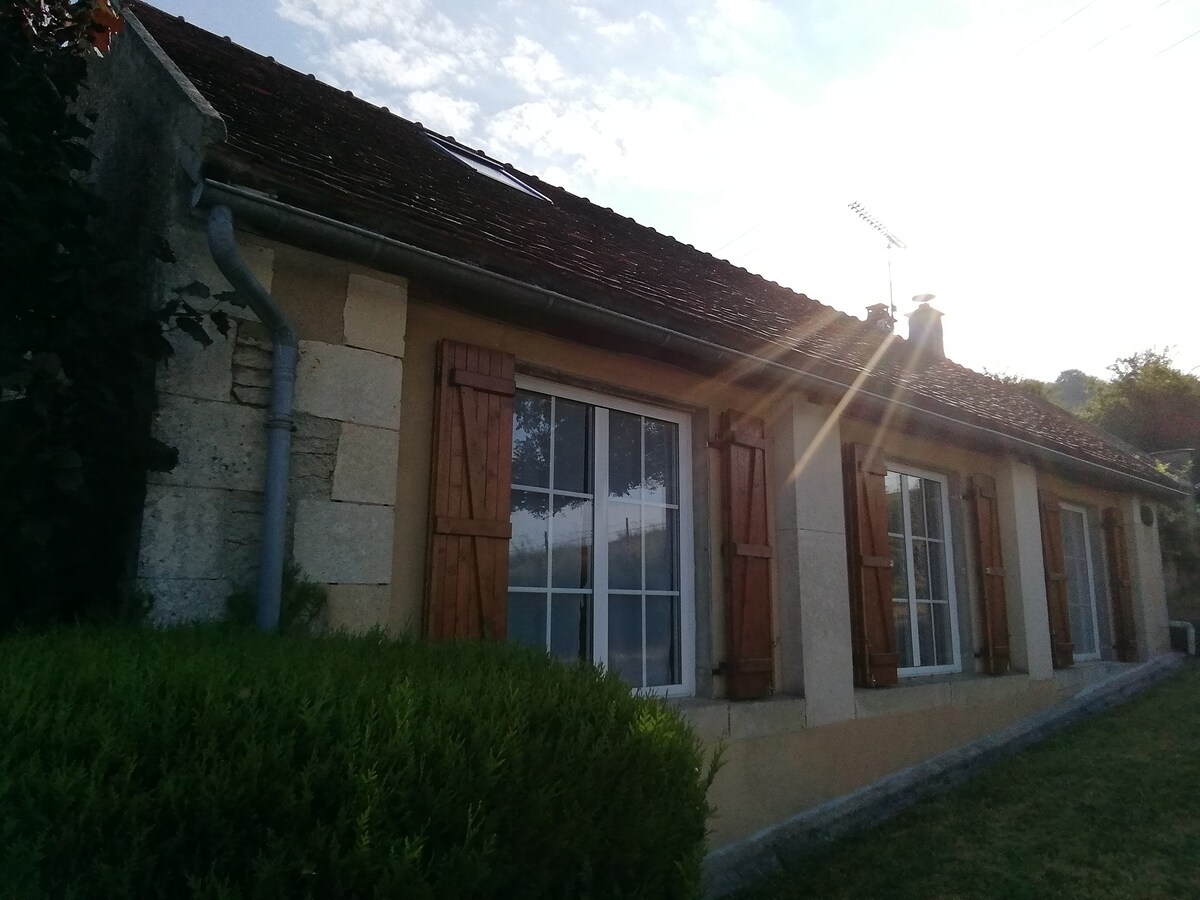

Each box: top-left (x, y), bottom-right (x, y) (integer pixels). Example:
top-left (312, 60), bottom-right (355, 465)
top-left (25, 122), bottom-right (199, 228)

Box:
top-left (429, 135), bottom-right (551, 203)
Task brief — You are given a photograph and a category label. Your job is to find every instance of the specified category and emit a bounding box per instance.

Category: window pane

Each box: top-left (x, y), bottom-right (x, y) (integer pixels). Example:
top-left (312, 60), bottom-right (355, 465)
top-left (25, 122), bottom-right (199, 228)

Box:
top-left (508, 592), bottom-right (546, 650)
top-left (608, 594), bottom-right (642, 685)
top-left (509, 491), bottom-right (549, 587)
top-left (644, 419), bottom-right (678, 505)
top-left (646, 595), bottom-right (680, 686)
top-left (608, 410), bottom-right (642, 502)
top-left (894, 600), bottom-right (914, 668)
top-left (512, 391), bottom-right (551, 488)
top-left (643, 507), bottom-right (678, 592)
top-left (550, 496), bottom-right (593, 589)
top-left (886, 472), bottom-right (904, 535)
top-left (916, 602), bottom-right (934, 668)
top-left (553, 398), bottom-right (591, 493)
top-left (608, 500), bottom-right (642, 591)
top-left (908, 477), bottom-right (927, 538)
top-left (923, 478), bottom-right (944, 540)
top-left (890, 534), bottom-right (908, 599)
top-left (912, 539), bottom-right (932, 600)
top-left (927, 541), bottom-right (947, 603)
top-left (1061, 508), bottom-right (1096, 655)
top-left (932, 602), bottom-right (952, 667)
top-left (550, 593), bottom-right (591, 662)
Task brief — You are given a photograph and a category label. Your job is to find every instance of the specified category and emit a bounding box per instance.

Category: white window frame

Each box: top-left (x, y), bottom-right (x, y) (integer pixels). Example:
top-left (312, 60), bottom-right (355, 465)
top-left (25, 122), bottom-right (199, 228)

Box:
top-left (429, 135), bottom-right (553, 203)
top-left (1060, 502), bottom-right (1102, 662)
top-left (888, 463), bottom-right (962, 678)
top-left (513, 375), bottom-right (696, 698)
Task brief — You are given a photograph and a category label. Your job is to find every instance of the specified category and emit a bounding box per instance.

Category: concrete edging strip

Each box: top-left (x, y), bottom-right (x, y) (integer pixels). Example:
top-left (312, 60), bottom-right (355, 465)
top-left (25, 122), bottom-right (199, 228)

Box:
top-left (703, 653), bottom-right (1189, 899)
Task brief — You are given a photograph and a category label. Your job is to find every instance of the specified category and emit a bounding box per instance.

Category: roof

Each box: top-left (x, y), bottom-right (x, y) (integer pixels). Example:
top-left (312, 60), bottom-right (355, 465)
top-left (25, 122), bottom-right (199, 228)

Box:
top-left (129, 3), bottom-right (1181, 496)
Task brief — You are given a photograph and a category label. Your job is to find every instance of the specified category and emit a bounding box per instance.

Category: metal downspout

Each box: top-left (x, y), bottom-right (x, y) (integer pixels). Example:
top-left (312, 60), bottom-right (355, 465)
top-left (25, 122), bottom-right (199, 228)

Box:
top-left (204, 204), bottom-right (297, 631)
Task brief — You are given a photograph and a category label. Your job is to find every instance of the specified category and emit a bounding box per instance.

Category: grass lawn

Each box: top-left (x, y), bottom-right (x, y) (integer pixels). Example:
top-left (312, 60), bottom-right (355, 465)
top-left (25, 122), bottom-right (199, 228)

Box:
top-left (734, 662), bottom-right (1200, 900)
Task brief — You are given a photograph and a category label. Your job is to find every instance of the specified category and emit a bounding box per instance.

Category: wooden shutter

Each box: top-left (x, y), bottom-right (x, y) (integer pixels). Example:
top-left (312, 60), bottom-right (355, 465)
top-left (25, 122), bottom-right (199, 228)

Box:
top-left (1037, 488), bottom-right (1074, 669)
top-left (719, 410), bottom-right (774, 700)
top-left (1102, 507), bottom-right (1138, 662)
top-left (968, 474), bottom-right (1011, 675)
top-left (424, 340), bottom-right (516, 641)
top-left (843, 443), bottom-right (899, 687)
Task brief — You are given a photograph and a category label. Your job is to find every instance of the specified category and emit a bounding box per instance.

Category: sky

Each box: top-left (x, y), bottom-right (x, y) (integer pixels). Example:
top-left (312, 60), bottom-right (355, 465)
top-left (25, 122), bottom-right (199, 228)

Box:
top-left (142, 0), bottom-right (1200, 382)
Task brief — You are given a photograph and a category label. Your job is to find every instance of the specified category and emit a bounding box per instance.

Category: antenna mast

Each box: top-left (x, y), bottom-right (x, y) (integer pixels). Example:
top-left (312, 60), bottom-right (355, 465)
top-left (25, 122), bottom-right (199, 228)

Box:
top-left (848, 201), bottom-right (907, 318)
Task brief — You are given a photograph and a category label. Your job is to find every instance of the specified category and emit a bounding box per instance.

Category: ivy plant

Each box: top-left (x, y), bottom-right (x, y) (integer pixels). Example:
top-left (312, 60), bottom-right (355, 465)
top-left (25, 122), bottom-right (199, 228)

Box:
top-left (0, 2), bottom-right (224, 628)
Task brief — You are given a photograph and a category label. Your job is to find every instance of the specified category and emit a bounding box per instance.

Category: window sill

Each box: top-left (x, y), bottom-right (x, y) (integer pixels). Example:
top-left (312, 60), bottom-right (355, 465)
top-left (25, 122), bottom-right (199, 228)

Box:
top-left (854, 670), bottom-right (1035, 719)
top-left (673, 694), bottom-right (808, 743)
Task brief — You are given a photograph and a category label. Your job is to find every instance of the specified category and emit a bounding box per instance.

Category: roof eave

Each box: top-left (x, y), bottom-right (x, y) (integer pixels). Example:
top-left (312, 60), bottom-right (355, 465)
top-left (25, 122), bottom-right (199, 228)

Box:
top-left (195, 179), bottom-right (1186, 501)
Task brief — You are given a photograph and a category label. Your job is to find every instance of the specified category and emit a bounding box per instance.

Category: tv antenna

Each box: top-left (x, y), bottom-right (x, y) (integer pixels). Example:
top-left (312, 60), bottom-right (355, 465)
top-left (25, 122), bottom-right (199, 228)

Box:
top-left (848, 201), bottom-right (907, 318)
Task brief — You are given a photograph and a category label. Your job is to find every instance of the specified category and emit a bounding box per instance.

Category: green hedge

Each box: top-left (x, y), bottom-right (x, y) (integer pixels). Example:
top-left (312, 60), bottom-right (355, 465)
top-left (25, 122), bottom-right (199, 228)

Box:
top-left (0, 628), bottom-right (716, 898)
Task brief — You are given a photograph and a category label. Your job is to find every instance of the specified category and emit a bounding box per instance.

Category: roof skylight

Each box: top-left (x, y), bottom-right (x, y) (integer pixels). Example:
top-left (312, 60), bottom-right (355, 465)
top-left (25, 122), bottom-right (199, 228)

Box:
top-left (429, 135), bottom-right (551, 203)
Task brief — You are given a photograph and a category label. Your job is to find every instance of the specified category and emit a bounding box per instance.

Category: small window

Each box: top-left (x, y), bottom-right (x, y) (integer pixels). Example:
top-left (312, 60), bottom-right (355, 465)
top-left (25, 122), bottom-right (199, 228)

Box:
top-left (429, 135), bottom-right (552, 202)
top-left (885, 466), bottom-right (961, 675)
top-left (507, 378), bottom-right (694, 696)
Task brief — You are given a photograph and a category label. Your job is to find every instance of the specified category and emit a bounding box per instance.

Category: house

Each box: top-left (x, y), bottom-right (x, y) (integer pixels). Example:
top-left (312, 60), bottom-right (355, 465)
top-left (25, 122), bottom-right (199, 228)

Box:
top-left (92, 3), bottom-right (1185, 853)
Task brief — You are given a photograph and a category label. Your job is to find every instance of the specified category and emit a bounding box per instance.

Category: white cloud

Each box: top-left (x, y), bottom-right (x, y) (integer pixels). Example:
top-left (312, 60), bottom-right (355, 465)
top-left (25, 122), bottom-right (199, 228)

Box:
top-left (276, 0), bottom-right (425, 33)
top-left (329, 38), bottom-right (460, 90)
top-left (501, 36), bottom-right (579, 96)
top-left (405, 91), bottom-right (480, 136)
top-left (594, 11), bottom-right (668, 40)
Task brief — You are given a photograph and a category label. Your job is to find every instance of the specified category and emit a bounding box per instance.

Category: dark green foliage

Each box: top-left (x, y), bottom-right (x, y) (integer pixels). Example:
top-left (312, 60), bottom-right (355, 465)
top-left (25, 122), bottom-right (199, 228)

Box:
top-left (0, 3), bottom-right (221, 629)
top-left (1050, 368), bottom-right (1103, 412)
top-left (0, 628), bottom-right (717, 898)
top-left (1082, 348), bottom-right (1200, 453)
top-left (226, 562), bottom-right (328, 633)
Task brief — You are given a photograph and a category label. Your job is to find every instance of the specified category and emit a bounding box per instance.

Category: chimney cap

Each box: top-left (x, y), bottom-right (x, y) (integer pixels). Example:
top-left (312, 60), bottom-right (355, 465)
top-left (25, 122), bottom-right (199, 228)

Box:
top-left (865, 302), bottom-right (895, 333)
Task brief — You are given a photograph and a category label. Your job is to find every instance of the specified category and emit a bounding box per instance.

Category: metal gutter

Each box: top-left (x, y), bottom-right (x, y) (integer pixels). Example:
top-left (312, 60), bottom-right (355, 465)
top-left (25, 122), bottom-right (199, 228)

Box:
top-left (205, 204), bottom-right (298, 631)
top-left (195, 179), bottom-right (1186, 502)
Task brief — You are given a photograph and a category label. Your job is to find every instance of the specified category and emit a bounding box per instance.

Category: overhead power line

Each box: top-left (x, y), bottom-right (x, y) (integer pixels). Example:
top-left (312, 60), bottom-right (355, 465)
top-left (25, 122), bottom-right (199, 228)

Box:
top-left (1006, 0), bottom-right (1099, 60)
top-left (1154, 25), bottom-right (1200, 57)
top-left (1086, 0), bottom-right (1174, 53)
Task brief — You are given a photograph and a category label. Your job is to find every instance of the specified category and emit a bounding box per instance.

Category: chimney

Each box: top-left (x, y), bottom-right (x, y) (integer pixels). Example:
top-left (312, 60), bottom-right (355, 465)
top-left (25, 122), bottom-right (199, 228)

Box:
top-left (865, 303), bottom-right (895, 334)
top-left (906, 294), bottom-right (944, 360)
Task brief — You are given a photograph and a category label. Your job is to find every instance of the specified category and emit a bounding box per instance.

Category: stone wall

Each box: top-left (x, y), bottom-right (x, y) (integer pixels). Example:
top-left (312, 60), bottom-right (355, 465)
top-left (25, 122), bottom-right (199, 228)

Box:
top-left (138, 226), bottom-right (406, 632)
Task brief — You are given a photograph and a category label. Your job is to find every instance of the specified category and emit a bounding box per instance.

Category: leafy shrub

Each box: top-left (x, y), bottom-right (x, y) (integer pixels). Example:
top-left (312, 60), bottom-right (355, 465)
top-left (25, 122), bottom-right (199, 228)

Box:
top-left (0, 628), bottom-right (717, 898)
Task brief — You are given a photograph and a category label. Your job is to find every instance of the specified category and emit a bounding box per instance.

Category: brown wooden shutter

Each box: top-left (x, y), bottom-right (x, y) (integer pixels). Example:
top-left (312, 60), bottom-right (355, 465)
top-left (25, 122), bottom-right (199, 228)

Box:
top-left (1102, 506), bottom-right (1138, 662)
top-left (968, 474), bottom-right (1011, 675)
top-left (1037, 488), bottom-right (1074, 669)
top-left (424, 339), bottom-right (516, 641)
top-left (719, 410), bottom-right (774, 700)
top-left (843, 443), bottom-right (899, 687)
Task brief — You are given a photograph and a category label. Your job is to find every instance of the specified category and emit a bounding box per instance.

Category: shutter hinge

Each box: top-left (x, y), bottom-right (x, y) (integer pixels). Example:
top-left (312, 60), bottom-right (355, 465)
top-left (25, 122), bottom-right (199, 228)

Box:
top-left (712, 660), bottom-right (727, 677)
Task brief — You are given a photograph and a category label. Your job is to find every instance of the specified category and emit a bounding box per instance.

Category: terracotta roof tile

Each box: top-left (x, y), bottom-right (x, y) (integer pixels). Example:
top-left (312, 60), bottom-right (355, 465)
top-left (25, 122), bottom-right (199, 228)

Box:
top-left (130, 3), bottom-right (1178, 493)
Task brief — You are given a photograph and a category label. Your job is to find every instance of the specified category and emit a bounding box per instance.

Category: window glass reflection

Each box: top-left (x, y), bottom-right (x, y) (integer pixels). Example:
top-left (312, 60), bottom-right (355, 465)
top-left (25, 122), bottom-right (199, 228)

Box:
top-left (609, 411), bottom-right (642, 502)
top-left (512, 392), bottom-right (551, 488)
top-left (553, 399), bottom-right (591, 493)
top-left (644, 419), bottom-right (678, 505)
top-left (509, 491), bottom-right (548, 587)
top-left (508, 592), bottom-right (545, 649)
top-left (550, 497), bottom-right (593, 589)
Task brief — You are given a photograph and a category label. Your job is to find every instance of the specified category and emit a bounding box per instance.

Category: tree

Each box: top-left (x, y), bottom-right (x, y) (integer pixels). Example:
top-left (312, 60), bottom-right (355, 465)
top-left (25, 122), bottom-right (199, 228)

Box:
top-left (1082, 349), bottom-right (1200, 452)
top-left (0, 1), bottom-right (220, 628)
top-left (1050, 368), bottom-right (1103, 413)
